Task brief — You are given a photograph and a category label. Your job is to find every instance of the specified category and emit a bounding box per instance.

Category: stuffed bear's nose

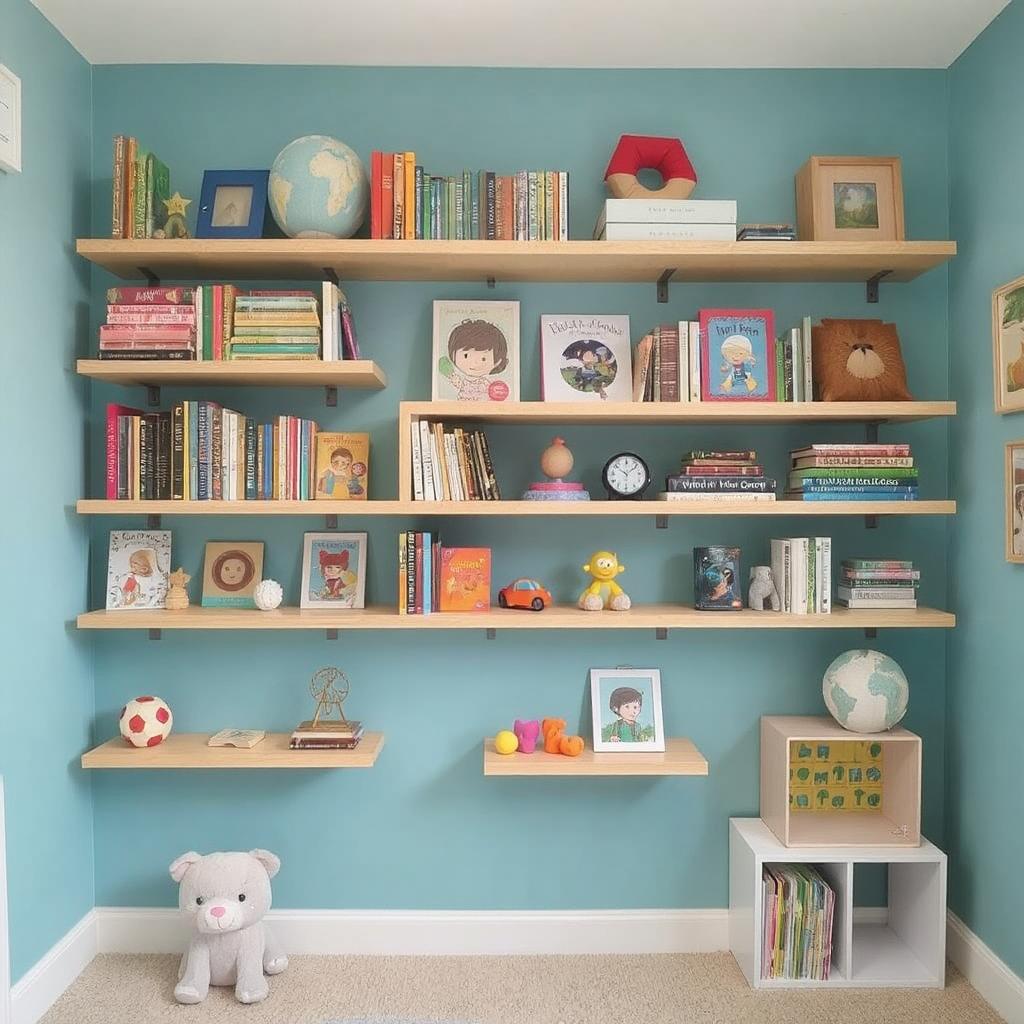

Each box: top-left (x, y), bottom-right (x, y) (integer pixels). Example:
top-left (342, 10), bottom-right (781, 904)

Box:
top-left (210, 905), bottom-right (226, 919)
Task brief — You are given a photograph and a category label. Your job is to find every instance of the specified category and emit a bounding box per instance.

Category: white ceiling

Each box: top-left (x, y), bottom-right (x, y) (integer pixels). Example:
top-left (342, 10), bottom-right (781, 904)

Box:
top-left (32, 0), bottom-right (1007, 68)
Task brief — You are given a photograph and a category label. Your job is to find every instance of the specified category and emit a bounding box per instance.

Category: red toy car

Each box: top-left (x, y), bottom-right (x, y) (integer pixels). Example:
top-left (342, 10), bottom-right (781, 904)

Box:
top-left (497, 578), bottom-right (552, 611)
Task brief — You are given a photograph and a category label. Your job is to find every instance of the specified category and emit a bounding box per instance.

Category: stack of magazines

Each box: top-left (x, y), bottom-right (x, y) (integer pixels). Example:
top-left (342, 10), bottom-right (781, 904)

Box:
top-left (761, 864), bottom-right (835, 981)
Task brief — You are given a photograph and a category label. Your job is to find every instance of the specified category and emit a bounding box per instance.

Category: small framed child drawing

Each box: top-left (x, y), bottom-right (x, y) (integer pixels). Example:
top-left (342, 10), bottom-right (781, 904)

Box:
top-left (589, 668), bottom-right (665, 753)
top-left (300, 532), bottom-right (367, 609)
top-left (201, 541), bottom-right (264, 608)
top-left (432, 300), bottom-right (520, 402)
top-left (106, 530), bottom-right (171, 610)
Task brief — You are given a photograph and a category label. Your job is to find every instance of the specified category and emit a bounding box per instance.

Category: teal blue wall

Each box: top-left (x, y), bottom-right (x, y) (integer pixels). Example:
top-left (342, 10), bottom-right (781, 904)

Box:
top-left (85, 65), bottom-right (952, 913)
top-left (948, 0), bottom-right (1024, 979)
top-left (0, 0), bottom-right (95, 982)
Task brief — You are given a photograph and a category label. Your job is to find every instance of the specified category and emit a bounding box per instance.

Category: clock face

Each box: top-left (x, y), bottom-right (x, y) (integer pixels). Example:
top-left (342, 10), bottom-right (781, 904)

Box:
top-left (606, 454), bottom-right (648, 495)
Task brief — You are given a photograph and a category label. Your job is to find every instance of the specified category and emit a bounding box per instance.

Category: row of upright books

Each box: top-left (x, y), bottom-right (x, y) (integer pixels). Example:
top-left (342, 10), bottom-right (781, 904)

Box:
top-left (837, 559), bottom-right (919, 610)
top-left (785, 444), bottom-right (918, 502)
top-left (761, 864), bottom-right (835, 981)
top-left (98, 284), bottom-right (359, 362)
top-left (369, 152), bottom-right (569, 241)
top-left (661, 449), bottom-right (776, 503)
top-left (398, 536), bottom-right (491, 614)
top-left (410, 421), bottom-right (501, 501)
top-left (110, 135), bottom-right (171, 239)
top-left (769, 537), bottom-right (833, 614)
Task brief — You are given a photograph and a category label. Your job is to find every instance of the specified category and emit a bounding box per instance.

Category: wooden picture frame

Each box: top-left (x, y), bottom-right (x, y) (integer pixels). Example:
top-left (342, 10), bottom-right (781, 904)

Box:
top-left (0, 63), bottom-right (22, 175)
top-left (1005, 442), bottom-right (1024, 563)
top-left (589, 668), bottom-right (665, 753)
top-left (300, 532), bottom-right (368, 609)
top-left (795, 156), bottom-right (904, 242)
top-left (201, 541), bottom-right (264, 608)
top-left (992, 274), bottom-right (1024, 413)
top-left (196, 170), bottom-right (270, 239)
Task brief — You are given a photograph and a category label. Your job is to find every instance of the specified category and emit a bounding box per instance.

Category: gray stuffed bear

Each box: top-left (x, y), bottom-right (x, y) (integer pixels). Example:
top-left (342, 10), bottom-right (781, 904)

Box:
top-left (169, 849), bottom-right (288, 1005)
top-left (748, 565), bottom-right (781, 611)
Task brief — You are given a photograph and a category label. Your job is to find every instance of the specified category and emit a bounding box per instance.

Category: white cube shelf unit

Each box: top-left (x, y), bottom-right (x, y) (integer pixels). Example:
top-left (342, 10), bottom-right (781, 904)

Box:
top-left (729, 818), bottom-right (946, 989)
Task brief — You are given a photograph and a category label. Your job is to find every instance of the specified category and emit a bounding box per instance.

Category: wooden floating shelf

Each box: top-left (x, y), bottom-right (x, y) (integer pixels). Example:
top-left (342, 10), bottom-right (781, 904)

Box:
top-left (483, 736), bottom-right (708, 776)
top-left (80, 731), bottom-right (384, 769)
top-left (403, 400), bottom-right (956, 425)
top-left (76, 604), bottom-right (955, 631)
top-left (76, 238), bottom-right (955, 285)
top-left (75, 498), bottom-right (956, 518)
top-left (76, 359), bottom-right (386, 390)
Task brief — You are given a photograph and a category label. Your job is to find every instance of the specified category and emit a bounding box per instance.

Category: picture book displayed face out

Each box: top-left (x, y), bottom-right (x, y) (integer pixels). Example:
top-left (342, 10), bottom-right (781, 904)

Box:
top-left (698, 309), bottom-right (775, 402)
top-left (432, 300), bottom-right (520, 402)
top-left (301, 532), bottom-right (368, 609)
top-left (1006, 442), bottom-right (1024, 563)
top-left (314, 432), bottom-right (369, 500)
top-left (201, 541), bottom-right (264, 608)
top-left (694, 545), bottom-right (743, 610)
top-left (993, 275), bottom-right (1024, 414)
top-left (589, 668), bottom-right (665, 753)
top-left (106, 530), bottom-right (172, 610)
top-left (438, 546), bottom-right (491, 611)
top-left (539, 315), bottom-right (632, 401)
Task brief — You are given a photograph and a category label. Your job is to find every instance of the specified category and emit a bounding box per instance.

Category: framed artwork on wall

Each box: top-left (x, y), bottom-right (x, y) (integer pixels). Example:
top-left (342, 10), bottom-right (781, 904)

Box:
top-left (795, 156), bottom-right (904, 242)
top-left (992, 274), bottom-right (1024, 414)
top-left (195, 170), bottom-right (270, 238)
top-left (0, 63), bottom-right (22, 174)
top-left (589, 668), bottom-right (665, 753)
top-left (1005, 442), bottom-right (1024, 563)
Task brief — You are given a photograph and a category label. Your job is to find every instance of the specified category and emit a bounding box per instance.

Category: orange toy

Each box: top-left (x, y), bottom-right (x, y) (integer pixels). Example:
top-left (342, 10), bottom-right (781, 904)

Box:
top-left (559, 735), bottom-right (585, 757)
top-left (542, 717), bottom-right (584, 757)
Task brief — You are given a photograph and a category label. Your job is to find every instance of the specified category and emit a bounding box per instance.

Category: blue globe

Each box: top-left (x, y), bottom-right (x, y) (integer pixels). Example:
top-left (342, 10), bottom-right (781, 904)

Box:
top-left (822, 649), bottom-right (909, 733)
top-left (268, 135), bottom-right (368, 239)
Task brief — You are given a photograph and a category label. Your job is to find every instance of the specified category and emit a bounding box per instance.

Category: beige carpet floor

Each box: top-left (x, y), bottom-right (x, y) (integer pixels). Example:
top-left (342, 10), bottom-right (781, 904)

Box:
top-left (40, 953), bottom-right (1002, 1024)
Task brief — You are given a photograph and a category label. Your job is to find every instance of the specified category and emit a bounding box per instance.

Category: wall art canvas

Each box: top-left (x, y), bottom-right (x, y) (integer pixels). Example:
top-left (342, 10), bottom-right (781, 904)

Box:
top-left (992, 275), bottom-right (1024, 413)
top-left (1006, 442), bottom-right (1024, 563)
top-left (589, 668), bottom-right (665, 753)
top-left (698, 309), bottom-right (775, 402)
top-left (314, 431), bottom-right (370, 500)
top-left (432, 300), bottom-right (519, 402)
top-left (106, 530), bottom-right (171, 610)
top-left (201, 541), bottom-right (264, 608)
top-left (301, 532), bottom-right (368, 609)
top-left (539, 314), bottom-right (632, 401)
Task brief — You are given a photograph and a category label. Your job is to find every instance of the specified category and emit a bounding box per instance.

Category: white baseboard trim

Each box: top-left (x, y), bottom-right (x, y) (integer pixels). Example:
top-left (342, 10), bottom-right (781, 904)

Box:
top-left (9, 912), bottom-right (96, 1024)
top-left (948, 911), bottom-right (1024, 1024)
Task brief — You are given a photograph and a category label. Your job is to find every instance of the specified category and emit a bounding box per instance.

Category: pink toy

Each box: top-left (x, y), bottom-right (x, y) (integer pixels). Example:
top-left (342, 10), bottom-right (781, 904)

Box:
top-left (513, 719), bottom-right (540, 753)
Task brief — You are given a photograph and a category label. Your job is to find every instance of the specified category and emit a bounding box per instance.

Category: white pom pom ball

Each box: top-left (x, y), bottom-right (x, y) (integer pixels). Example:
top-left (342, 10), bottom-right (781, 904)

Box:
top-left (254, 578), bottom-right (284, 611)
top-left (119, 695), bottom-right (173, 748)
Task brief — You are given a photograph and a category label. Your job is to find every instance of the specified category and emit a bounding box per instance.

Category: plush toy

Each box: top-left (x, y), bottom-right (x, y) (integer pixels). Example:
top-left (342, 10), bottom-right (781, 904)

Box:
top-left (604, 134), bottom-right (697, 200)
top-left (169, 849), bottom-right (287, 1005)
top-left (513, 719), bottom-right (540, 753)
top-left (579, 550), bottom-right (631, 611)
top-left (494, 730), bottom-right (519, 755)
top-left (811, 319), bottom-right (912, 402)
top-left (748, 565), bottom-right (781, 611)
top-left (541, 717), bottom-right (585, 757)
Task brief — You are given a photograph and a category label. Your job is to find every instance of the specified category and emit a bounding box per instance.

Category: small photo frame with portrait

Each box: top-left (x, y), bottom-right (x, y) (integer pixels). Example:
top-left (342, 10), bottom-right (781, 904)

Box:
top-left (201, 541), bottom-right (264, 608)
top-left (589, 668), bottom-right (665, 753)
top-left (196, 170), bottom-right (270, 239)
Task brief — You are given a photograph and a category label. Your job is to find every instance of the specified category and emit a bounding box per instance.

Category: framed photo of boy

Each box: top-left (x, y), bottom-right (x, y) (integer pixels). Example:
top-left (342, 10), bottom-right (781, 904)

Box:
top-left (432, 300), bottom-right (520, 402)
top-left (589, 668), bottom-right (665, 753)
top-left (1005, 442), bottom-right (1024, 563)
top-left (992, 275), bottom-right (1024, 414)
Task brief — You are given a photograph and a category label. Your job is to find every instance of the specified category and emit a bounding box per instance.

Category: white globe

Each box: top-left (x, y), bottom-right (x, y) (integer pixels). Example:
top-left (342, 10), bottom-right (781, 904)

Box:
top-left (119, 695), bottom-right (173, 748)
top-left (822, 649), bottom-right (909, 733)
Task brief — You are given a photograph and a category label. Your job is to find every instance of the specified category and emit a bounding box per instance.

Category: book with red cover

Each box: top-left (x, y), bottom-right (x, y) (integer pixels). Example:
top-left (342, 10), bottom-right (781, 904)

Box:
top-left (698, 308), bottom-right (776, 402)
top-left (381, 154), bottom-right (394, 239)
top-left (100, 324), bottom-right (195, 341)
top-left (370, 151), bottom-right (382, 239)
top-left (438, 547), bottom-right (491, 612)
top-left (106, 402), bottom-right (143, 498)
top-left (106, 286), bottom-right (195, 305)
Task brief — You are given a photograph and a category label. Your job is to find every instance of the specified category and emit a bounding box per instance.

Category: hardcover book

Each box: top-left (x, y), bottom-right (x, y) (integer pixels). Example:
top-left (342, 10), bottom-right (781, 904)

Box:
top-left (438, 547), bottom-right (491, 612)
top-left (314, 432), bottom-right (369, 500)
top-left (539, 314), bottom-right (632, 402)
top-left (106, 530), bottom-right (171, 610)
top-left (698, 309), bottom-right (776, 402)
top-left (694, 545), bottom-right (743, 610)
top-left (432, 300), bottom-right (520, 402)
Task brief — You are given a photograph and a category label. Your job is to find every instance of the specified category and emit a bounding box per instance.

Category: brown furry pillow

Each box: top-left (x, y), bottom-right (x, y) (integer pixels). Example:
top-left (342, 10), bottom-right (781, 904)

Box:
top-left (811, 319), bottom-right (913, 401)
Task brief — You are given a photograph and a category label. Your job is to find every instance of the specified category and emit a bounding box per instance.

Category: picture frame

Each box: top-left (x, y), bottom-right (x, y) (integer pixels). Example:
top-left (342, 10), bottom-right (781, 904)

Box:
top-left (539, 315), bottom-right (633, 401)
top-left (589, 668), bottom-right (665, 753)
top-left (201, 541), bottom-right (264, 608)
top-left (106, 530), bottom-right (172, 610)
top-left (432, 300), bottom-right (520, 402)
top-left (0, 63), bottom-right (22, 175)
top-left (992, 274), bottom-right (1024, 414)
top-left (795, 156), bottom-right (904, 242)
top-left (300, 532), bottom-right (368, 609)
top-left (195, 170), bottom-right (270, 239)
top-left (1005, 442), bottom-right (1024, 563)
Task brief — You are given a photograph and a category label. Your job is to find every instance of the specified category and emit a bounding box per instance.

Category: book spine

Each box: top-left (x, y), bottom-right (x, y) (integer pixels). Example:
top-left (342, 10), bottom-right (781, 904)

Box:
top-left (157, 411), bottom-right (172, 499)
top-left (130, 415), bottom-right (140, 500)
top-left (171, 404), bottom-right (185, 500)
top-left (478, 431), bottom-right (500, 500)
top-left (422, 170), bottom-right (432, 240)
top-left (132, 152), bottom-right (148, 240)
top-left (403, 152), bottom-right (415, 240)
top-left (681, 466), bottom-right (764, 477)
top-left (485, 172), bottom-right (496, 240)
top-left (393, 152), bottom-right (405, 240)
top-left (688, 322), bottom-right (701, 402)
top-left (454, 177), bottom-right (465, 240)
top-left (544, 171), bottom-right (554, 240)
top-left (432, 422), bottom-right (450, 500)
top-left (414, 164), bottom-right (424, 240)
top-left (138, 415), bottom-right (150, 500)
top-left (419, 419), bottom-right (437, 500)
top-left (106, 405), bottom-right (120, 499)
top-left (406, 531), bottom-right (416, 613)
top-left (381, 154), bottom-right (394, 239)
top-left (107, 287), bottom-right (195, 305)
top-left (410, 420), bottom-right (424, 501)
top-left (398, 533), bottom-right (407, 614)
top-left (802, 315), bottom-right (814, 400)
top-left (819, 536), bottom-right (831, 614)
top-left (666, 477), bottom-right (775, 493)
top-left (370, 151), bottom-right (382, 239)
top-left (470, 172), bottom-right (480, 240)
top-left (116, 416), bottom-right (130, 499)
top-left (195, 403), bottom-right (210, 500)
top-left (245, 418), bottom-right (257, 500)
top-left (414, 532), bottom-right (423, 614)
top-left (462, 170), bottom-right (472, 240)
top-left (111, 136), bottom-right (126, 238)
top-left (559, 171), bottom-right (568, 240)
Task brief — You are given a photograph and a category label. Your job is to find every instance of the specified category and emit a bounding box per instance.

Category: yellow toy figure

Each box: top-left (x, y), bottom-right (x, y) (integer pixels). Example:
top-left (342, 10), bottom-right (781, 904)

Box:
top-left (578, 550), bottom-right (631, 611)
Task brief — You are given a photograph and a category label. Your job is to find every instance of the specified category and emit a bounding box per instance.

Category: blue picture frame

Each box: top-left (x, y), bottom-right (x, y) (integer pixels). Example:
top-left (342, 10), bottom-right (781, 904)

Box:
top-left (195, 170), bottom-right (270, 239)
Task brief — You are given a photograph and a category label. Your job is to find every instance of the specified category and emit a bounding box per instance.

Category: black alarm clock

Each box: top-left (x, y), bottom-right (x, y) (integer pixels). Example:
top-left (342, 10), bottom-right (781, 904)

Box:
top-left (602, 452), bottom-right (651, 500)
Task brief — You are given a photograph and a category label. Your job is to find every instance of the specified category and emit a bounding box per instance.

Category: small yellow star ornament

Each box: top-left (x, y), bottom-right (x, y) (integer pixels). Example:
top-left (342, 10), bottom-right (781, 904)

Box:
top-left (158, 191), bottom-right (192, 239)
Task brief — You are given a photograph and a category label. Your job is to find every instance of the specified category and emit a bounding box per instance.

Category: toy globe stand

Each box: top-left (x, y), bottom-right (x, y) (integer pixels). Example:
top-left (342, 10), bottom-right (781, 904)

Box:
top-left (522, 437), bottom-right (591, 501)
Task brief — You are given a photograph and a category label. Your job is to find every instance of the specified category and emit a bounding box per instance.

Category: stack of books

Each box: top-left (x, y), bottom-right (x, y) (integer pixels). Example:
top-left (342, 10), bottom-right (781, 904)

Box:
top-left (837, 558), bottom-right (919, 609)
top-left (661, 449), bottom-right (777, 503)
top-left (398, 536), bottom-right (491, 614)
top-left (633, 322), bottom-right (699, 401)
top-left (411, 421), bottom-right (501, 501)
top-left (738, 223), bottom-right (797, 241)
top-left (100, 286), bottom-right (196, 361)
top-left (770, 537), bottom-right (833, 613)
top-left (104, 401), bottom-right (319, 501)
top-left (761, 864), bottom-right (835, 981)
top-left (111, 135), bottom-right (171, 239)
top-left (785, 443), bottom-right (918, 501)
top-left (594, 198), bottom-right (736, 241)
top-left (228, 290), bottom-right (322, 361)
top-left (289, 719), bottom-right (363, 750)
top-left (370, 152), bottom-right (568, 240)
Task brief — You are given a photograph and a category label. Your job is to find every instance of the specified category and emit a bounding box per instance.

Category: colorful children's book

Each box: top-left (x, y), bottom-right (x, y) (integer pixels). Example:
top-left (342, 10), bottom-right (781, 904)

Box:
top-left (438, 547), bottom-right (491, 611)
top-left (539, 314), bottom-right (632, 401)
top-left (698, 308), bottom-right (776, 402)
top-left (314, 431), bottom-right (369, 500)
top-left (106, 530), bottom-right (171, 610)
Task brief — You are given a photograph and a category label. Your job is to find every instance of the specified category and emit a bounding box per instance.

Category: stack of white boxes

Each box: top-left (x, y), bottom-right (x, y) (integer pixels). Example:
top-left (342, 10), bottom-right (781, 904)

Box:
top-left (593, 198), bottom-right (737, 241)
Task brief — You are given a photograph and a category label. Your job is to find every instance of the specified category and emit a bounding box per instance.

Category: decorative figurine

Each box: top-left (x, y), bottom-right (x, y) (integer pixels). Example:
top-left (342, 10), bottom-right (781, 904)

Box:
top-left (522, 437), bottom-right (591, 501)
top-left (602, 452), bottom-right (651, 500)
top-left (159, 191), bottom-right (192, 239)
top-left (748, 565), bottom-right (781, 611)
top-left (253, 578), bottom-right (284, 611)
top-left (578, 550), bottom-right (631, 611)
top-left (541, 717), bottom-right (585, 757)
top-left (119, 695), bottom-right (173, 748)
top-left (307, 667), bottom-right (350, 728)
top-left (165, 567), bottom-right (191, 610)
top-left (497, 578), bottom-right (552, 611)
top-left (494, 730), bottom-right (519, 755)
top-left (604, 134), bottom-right (697, 201)
top-left (513, 719), bottom-right (541, 753)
